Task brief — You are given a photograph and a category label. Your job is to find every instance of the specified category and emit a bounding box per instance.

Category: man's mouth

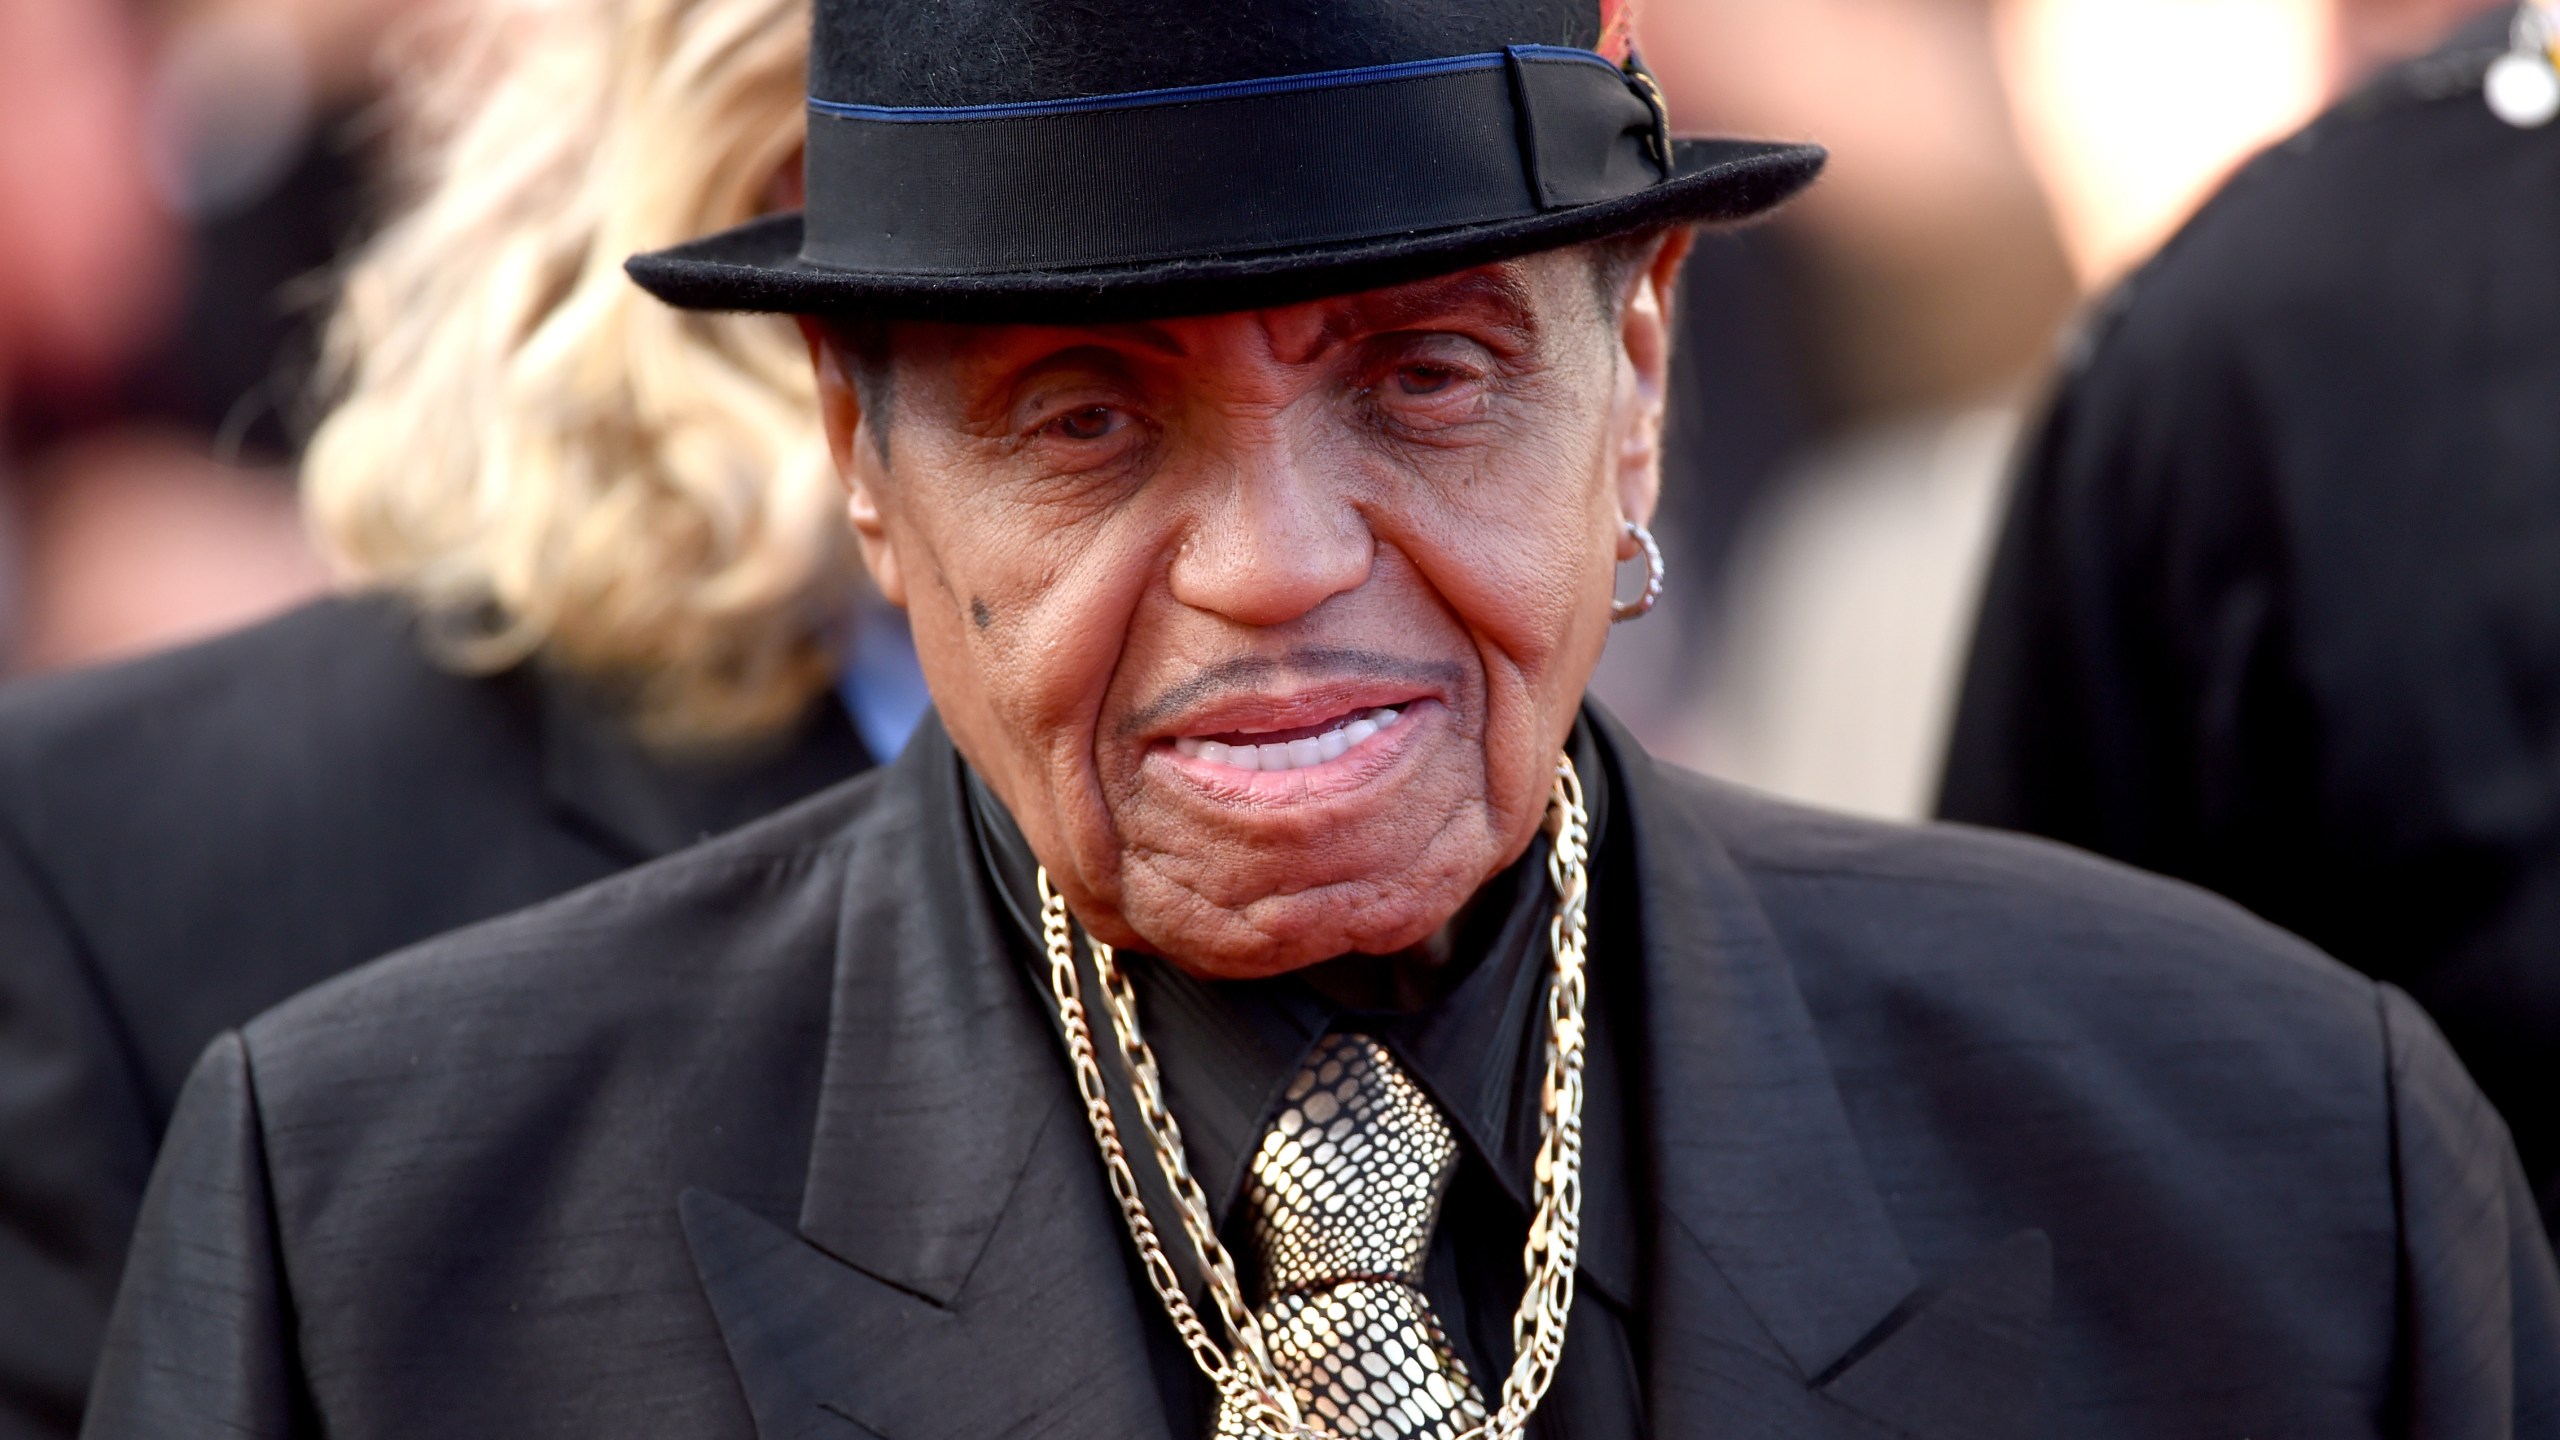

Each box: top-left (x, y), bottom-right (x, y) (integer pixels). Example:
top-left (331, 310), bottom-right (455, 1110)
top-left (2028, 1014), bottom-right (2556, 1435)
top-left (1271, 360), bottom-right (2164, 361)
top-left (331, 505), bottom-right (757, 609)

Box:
top-left (1169, 705), bottom-right (1407, 774)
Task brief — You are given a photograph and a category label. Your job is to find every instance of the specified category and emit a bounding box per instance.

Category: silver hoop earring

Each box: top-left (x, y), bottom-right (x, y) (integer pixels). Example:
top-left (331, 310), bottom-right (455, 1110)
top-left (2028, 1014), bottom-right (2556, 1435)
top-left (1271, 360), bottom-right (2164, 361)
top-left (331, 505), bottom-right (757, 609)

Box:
top-left (1611, 520), bottom-right (1665, 623)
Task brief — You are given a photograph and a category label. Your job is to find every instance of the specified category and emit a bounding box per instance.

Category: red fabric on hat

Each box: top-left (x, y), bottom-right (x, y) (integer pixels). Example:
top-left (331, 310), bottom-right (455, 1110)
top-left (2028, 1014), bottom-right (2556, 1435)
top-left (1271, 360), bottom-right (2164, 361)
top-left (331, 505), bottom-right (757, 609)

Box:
top-left (1596, 0), bottom-right (1635, 62)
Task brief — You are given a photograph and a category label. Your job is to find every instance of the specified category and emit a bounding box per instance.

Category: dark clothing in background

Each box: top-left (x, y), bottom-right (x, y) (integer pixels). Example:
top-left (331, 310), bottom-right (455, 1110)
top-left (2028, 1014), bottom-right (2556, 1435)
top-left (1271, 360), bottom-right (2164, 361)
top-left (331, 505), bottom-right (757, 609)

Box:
top-left (85, 710), bottom-right (2560, 1439)
top-left (0, 596), bottom-right (869, 1440)
top-left (1938, 21), bottom-right (2560, 1225)
top-left (965, 729), bottom-right (1644, 1438)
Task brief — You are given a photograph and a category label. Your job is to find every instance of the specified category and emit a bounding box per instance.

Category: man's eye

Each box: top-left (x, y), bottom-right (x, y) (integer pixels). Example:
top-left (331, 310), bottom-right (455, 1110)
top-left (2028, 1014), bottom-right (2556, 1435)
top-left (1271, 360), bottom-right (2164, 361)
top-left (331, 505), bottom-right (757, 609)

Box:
top-left (1047, 406), bottom-right (1123, 441)
top-left (1396, 364), bottom-right (1461, 396)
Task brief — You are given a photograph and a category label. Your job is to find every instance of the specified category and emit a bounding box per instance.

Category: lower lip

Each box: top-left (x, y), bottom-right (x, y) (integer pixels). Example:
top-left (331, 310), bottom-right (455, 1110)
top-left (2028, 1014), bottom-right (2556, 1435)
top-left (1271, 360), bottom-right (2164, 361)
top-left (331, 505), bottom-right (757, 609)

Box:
top-left (1150, 702), bottom-right (1433, 803)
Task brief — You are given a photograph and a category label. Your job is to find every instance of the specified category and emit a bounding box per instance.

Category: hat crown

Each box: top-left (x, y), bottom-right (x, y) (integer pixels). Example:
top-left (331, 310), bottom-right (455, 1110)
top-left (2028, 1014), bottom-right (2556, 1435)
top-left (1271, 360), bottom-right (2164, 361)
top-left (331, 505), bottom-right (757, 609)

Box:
top-left (629, 0), bottom-right (1824, 321)
top-left (811, 0), bottom-right (1605, 107)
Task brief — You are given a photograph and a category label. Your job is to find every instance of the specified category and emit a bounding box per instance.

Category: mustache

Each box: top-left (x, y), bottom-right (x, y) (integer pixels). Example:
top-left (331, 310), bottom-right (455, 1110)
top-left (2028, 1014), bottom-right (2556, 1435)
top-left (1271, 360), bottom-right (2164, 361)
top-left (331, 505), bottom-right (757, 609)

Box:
top-left (1117, 647), bottom-right (1466, 738)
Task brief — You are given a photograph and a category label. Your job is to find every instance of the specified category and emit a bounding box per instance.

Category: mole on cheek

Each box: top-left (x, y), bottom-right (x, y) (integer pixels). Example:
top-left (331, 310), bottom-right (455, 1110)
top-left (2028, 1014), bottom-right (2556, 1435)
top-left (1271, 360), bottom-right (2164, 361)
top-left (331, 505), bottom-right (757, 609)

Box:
top-left (970, 597), bottom-right (993, 631)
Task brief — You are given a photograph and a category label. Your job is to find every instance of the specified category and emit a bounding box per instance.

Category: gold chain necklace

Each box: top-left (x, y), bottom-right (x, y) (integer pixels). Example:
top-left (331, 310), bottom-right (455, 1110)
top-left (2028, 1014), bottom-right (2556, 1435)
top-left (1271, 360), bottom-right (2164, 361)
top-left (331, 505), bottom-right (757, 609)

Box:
top-left (1035, 753), bottom-right (1592, 1440)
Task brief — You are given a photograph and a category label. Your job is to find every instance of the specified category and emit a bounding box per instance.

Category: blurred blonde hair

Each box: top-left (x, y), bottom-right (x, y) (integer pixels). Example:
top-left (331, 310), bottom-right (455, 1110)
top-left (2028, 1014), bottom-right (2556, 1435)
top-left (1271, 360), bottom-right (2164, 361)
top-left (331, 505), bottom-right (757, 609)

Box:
top-left (304, 0), bottom-right (854, 752)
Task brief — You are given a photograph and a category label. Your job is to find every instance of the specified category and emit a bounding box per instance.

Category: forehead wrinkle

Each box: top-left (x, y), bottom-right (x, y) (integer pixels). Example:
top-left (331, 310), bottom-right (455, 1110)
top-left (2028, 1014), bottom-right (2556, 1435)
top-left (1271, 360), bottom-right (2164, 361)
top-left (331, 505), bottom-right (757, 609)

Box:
top-left (1090, 321), bottom-right (1189, 358)
top-left (954, 321), bottom-right (1190, 381)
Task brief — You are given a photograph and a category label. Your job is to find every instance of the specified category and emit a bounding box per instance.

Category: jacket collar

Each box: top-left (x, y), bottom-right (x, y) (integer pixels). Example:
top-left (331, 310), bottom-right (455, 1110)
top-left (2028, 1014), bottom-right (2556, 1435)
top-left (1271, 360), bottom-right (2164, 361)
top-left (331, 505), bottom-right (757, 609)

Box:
top-left (534, 666), bottom-right (872, 861)
top-left (685, 718), bottom-right (1171, 1440)
top-left (1595, 710), bottom-right (2051, 1440)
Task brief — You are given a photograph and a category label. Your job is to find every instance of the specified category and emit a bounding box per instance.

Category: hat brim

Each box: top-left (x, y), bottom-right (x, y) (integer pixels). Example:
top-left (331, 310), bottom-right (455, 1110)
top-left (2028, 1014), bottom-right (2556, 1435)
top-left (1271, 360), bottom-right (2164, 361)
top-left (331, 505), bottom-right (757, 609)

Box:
top-left (625, 137), bottom-right (1823, 324)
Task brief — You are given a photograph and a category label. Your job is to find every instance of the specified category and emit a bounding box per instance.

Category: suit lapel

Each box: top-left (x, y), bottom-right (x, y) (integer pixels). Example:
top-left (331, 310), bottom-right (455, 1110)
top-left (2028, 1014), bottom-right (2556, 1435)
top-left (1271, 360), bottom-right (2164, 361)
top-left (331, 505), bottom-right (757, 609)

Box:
top-left (684, 723), bottom-right (1169, 1440)
top-left (1599, 715), bottom-right (2051, 1440)
top-left (681, 1110), bottom-right (1168, 1440)
top-left (1811, 1229), bottom-right (2052, 1440)
top-left (535, 667), bottom-right (872, 861)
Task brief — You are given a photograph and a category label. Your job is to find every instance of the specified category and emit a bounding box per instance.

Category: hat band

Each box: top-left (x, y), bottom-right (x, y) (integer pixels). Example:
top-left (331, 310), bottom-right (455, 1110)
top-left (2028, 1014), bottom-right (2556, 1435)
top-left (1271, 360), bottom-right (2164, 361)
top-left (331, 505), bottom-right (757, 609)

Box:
top-left (799, 47), bottom-right (1669, 278)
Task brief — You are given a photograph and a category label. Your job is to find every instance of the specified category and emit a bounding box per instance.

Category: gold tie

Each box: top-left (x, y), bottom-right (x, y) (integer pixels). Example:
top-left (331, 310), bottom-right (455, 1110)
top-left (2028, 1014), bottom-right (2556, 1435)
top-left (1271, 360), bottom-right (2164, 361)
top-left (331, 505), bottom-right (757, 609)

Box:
top-left (1210, 1034), bottom-right (1490, 1440)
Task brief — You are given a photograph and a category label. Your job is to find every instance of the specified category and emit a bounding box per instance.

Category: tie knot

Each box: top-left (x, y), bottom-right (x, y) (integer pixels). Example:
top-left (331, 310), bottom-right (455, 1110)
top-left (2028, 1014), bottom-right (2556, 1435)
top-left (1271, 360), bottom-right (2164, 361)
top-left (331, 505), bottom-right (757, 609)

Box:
top-left (1246, 1034), bottom-right (1460, 1296)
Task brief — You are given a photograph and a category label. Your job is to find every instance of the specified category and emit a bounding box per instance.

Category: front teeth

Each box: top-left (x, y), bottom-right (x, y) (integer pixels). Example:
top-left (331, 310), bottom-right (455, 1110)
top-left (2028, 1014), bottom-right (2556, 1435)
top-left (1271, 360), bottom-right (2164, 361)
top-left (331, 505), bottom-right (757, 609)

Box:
top-left (1174, 707), bottom-right (1403, 773)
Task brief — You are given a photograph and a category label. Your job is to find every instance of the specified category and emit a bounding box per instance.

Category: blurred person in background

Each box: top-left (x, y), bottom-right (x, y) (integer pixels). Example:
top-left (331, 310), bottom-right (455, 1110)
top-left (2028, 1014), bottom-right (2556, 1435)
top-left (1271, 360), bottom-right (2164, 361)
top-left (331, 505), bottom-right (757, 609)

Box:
top-left (1629, 0), bottom-right (2497, 823)
top-left (0, 0), bottom-right (175, 413)
top-left (0, 0), bottom-right (403, 676)
top-left (1942, 0), bottom-right (2559, 1227)
top-left (0, 0), bottom-right (187, 665)
top-left (1611, 0), bottom-right (2079, 815)
top-left (0, 0), bottom-right (918, 1432)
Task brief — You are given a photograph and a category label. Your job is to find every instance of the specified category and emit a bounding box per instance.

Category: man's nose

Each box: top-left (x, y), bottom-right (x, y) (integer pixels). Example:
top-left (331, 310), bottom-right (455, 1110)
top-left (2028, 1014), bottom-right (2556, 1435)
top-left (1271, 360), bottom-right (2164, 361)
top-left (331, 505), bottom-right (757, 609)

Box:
top-left (1166, 452), bottom-right (1374, 628)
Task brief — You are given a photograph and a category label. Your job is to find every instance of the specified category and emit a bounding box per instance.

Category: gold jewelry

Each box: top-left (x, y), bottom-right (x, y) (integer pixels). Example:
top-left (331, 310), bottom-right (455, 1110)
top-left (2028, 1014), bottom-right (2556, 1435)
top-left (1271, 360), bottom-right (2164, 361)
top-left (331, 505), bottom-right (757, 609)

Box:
top-left (1036, 753), bottom-right (1592, 1440)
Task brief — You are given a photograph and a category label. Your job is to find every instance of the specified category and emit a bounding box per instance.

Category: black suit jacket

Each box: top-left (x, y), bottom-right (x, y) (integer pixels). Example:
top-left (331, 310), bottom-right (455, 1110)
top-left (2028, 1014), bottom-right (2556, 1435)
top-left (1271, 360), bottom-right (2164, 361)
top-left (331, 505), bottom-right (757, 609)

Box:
top-left (1938, 20), bottom-right (2560, 1222)
top-left (0, 597), bottom-right (869, 1440)
top-left (83, 711), bottom-right (2560, 1439)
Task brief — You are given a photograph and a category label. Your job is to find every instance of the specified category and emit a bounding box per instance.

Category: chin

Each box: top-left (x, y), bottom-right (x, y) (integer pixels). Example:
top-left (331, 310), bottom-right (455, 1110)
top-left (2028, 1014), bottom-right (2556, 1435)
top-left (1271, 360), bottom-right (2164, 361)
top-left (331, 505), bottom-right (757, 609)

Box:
top-left (1118, 867), bottom-right (1481, 981)
top-left (1078, 714), bottom-right (1547, 977)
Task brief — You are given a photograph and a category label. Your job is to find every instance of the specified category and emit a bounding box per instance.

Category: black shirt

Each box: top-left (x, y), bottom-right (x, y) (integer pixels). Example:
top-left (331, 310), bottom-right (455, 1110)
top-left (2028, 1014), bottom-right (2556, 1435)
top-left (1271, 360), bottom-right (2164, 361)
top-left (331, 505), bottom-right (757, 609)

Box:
top-left (965, 725), bottom-right (1645, 1439)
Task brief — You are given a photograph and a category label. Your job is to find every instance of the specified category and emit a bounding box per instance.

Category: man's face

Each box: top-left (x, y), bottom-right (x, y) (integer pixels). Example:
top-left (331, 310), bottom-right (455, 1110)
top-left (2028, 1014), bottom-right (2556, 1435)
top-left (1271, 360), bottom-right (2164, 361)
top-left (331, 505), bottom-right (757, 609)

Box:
top-left (813, 240), bottom-right (1684, 978)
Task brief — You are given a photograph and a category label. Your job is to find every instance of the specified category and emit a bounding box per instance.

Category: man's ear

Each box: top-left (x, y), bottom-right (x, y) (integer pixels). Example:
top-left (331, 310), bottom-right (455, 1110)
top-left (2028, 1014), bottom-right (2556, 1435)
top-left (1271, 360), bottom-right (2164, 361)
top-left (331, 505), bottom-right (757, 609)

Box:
top-left (798, 316), bottom-right (907, 609)
top-left (1612, 227), bottom-right (1693, 545)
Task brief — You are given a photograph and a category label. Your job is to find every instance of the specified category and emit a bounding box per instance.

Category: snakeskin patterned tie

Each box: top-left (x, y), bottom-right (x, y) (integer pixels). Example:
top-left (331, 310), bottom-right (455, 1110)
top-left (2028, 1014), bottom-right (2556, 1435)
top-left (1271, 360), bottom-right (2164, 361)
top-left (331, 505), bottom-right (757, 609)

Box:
top-left (1210, 1033), bottom-right (1489, 1440)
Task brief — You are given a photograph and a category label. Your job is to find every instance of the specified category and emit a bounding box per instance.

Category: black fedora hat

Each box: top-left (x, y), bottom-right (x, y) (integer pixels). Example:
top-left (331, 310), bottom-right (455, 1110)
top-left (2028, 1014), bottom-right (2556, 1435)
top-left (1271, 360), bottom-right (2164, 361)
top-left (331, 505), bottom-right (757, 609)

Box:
top-left (626, 0), bottom-right (1825, 323)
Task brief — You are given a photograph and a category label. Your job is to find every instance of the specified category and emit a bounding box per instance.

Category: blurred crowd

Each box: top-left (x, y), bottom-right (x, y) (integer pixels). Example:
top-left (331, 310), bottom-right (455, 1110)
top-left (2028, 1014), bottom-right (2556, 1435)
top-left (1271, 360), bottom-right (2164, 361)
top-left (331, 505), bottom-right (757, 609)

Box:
top-left (1595, 0), bottom-right (2504, 817)
top-left (0, 0), bottom-right (2500, 809)
top-left (0, 0), bottom-right (434, 672)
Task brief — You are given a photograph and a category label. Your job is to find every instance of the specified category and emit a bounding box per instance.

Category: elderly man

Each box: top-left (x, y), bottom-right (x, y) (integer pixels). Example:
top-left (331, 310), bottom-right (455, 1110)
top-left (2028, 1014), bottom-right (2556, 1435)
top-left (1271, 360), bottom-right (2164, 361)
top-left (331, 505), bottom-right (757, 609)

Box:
top-left (85, 1), bottom-right (2558, 1437)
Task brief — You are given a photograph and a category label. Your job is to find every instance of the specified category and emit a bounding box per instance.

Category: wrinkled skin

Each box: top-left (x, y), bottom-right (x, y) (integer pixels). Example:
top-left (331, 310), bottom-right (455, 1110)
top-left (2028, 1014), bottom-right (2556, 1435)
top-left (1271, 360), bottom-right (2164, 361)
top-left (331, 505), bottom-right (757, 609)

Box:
top-left (808, 235), bottom-right (1688, 979)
